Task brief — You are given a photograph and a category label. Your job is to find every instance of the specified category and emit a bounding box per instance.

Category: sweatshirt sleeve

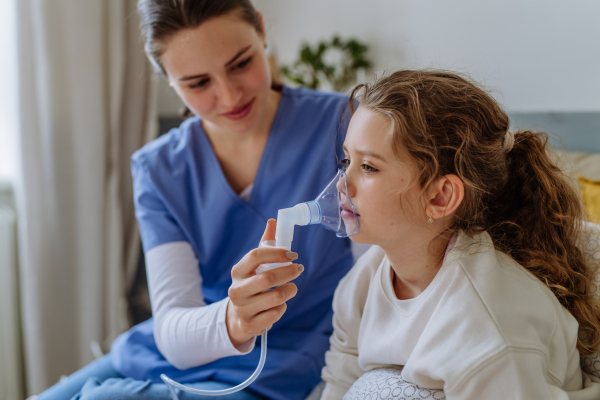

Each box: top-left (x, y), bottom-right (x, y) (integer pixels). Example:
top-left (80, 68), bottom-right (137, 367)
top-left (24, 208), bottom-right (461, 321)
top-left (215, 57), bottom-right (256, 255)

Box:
top-left (447, 348), bottom-right (571, 400)
top-left (320, 246), bottom-right (384, 400)
top-left (146, 241), bottom-right (254, 370)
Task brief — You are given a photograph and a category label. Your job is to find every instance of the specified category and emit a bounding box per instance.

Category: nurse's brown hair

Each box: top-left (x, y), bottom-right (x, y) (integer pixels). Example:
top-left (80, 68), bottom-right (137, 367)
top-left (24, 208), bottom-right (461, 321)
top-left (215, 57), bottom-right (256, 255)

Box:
top-left (350, 70), bottom-right (600, 354)
top-left (137, 0), bottom-right (262, 77)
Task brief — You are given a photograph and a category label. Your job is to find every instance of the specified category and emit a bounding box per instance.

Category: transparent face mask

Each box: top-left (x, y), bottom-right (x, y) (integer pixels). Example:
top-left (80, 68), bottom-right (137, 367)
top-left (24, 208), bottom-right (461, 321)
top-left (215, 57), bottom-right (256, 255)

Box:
top-left (309, 168), bottom-right (360, 238)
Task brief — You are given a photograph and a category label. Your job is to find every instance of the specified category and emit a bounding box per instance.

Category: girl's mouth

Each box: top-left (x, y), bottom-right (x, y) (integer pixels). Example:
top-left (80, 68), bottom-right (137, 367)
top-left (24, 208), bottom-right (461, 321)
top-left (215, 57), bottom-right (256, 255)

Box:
top-left (222, 98), bottom-right (255, 120)
top-left (341, 204), bottom-right (360, 219)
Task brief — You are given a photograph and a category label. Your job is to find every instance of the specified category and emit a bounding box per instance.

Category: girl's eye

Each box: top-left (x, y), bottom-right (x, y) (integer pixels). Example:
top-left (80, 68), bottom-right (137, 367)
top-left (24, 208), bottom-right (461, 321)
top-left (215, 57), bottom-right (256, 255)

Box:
top-left (339, 158), bottom-right (350, 170)
top-left (189, 78), bottom-right (210, 89)
top-left (362, 164), bottom-right (378, 173)
top-left (233, 57), bottom-right (252, 71)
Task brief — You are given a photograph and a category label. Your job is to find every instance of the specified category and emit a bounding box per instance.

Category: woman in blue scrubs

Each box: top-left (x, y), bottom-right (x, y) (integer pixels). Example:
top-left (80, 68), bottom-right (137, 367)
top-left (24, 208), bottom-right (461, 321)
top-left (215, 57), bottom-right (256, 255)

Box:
top-left (38, 1), bottom-right (353, 399)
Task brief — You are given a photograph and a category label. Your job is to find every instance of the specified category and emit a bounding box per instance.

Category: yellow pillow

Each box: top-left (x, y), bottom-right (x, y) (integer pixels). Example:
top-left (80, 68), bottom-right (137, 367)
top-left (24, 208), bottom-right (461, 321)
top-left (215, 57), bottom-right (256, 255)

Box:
top-left (577, 176), bottom-right (600, 224)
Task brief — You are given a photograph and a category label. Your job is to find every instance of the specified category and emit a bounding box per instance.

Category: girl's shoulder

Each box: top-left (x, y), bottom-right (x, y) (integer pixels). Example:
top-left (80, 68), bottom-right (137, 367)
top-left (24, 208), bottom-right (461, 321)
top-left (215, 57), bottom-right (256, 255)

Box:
top-left (447, 230), bottom-right (579, 350)
top-left (404, 231), bottom-right (581, 393)
top-left (450, 230), bottom-right (560, 311)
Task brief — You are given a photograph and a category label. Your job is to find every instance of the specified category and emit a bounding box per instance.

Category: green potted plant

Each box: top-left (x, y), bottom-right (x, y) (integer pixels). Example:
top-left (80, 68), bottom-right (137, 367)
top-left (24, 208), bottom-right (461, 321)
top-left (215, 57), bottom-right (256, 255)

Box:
top-left (280, 35), bottom-right (372, 93)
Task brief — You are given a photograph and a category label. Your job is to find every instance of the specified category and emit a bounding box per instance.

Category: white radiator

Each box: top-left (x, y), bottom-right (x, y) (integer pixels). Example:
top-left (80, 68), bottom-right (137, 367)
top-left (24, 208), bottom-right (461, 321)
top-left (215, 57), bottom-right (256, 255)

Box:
top-left (0, 200), bottom-right (24, 400)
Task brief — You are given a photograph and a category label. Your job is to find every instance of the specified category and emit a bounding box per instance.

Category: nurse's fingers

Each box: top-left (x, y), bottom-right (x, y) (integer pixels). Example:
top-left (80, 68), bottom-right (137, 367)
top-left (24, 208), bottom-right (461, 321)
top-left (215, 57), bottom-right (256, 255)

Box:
top-left (260, 219), bottom-right (277, 243)
top-left (238, 303), bottom-right (289, 337)
top-left (232, 246), bottom-right (297, 279)
top-left (229, 263), bottom-right (303, 303)
top-left (232, 282), bottom-right (298, 322)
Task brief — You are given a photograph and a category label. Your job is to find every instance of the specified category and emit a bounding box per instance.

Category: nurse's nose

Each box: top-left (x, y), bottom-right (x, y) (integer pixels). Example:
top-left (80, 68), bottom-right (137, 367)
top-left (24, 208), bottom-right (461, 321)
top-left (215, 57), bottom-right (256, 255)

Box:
top-left (218, 78), bottom-right (243, 108)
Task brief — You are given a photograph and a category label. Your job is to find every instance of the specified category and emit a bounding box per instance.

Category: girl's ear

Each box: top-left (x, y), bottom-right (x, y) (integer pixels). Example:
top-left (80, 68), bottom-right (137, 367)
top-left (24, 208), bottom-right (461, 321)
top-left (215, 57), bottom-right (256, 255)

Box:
top-left (425, 174), bottom-right (464, 221)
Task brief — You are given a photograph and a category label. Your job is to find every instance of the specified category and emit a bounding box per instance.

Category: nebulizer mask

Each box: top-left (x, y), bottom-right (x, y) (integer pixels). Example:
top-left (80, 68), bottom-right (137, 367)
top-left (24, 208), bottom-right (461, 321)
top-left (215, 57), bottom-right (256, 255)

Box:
top-left (160, 169), bottom-right (359, 398)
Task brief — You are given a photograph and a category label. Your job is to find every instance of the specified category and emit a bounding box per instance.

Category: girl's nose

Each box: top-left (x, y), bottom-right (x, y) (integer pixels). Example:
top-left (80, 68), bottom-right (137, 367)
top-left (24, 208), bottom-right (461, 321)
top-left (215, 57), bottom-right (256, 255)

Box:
top-left (337, 170), bottom-right (355, 198)
top-left (336, 172), bottom-right (346, 194)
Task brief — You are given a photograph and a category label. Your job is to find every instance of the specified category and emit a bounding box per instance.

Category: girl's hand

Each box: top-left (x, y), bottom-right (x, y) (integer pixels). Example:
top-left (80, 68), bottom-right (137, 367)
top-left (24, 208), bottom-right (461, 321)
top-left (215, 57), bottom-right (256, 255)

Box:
top-left (226, 219), bottom-right (304, 348)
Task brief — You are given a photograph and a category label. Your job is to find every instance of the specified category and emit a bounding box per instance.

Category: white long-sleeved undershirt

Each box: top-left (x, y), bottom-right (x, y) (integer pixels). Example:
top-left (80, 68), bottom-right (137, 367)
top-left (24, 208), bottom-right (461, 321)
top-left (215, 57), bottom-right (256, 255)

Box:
top-left (144, 184), bottom-right (256, 370)
top-left (146, 241), bottom-right (255, 370)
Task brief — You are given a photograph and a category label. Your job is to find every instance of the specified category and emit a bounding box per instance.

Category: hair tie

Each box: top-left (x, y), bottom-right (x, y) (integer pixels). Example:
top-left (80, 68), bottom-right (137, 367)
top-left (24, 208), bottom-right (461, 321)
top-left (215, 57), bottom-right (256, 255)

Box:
top-left (503, 130), bottom-right (515, 153)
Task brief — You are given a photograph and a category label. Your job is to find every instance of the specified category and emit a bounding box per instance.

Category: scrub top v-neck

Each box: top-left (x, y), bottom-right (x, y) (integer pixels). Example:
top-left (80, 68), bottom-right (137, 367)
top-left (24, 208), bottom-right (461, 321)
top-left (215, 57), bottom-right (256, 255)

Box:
top-left (112, 86), bottom-right (354, 400)
top-left (195, 90), bottom-right (285, 209)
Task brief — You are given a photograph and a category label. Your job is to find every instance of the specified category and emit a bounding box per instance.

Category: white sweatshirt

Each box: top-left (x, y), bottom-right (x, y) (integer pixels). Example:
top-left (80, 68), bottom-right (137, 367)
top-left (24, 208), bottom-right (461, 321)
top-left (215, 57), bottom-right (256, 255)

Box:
top-left (321, 230), bottom-right (600, 400)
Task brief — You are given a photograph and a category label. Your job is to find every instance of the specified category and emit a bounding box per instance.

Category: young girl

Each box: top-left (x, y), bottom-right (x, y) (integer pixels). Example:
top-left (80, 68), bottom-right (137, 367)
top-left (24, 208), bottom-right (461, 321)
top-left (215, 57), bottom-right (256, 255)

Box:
top-left (320, 70), bottom-right (600, 399)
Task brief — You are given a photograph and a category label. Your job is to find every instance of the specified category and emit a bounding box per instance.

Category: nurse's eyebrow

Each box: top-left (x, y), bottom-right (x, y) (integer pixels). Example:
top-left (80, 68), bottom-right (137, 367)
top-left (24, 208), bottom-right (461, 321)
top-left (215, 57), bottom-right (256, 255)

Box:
top-left (179, 73), bottom-right (208, 82)
top-left (225, 45), bottom-right (252, 67)
top-left (178, 45), bottom-right (252, 82)
top-left (343, 145), bottom-right (387, 161)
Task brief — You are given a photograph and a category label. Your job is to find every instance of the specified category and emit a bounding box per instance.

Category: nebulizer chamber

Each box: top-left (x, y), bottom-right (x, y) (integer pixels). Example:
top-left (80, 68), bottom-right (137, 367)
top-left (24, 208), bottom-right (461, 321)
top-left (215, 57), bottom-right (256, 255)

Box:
top-left (161, 169), bottom-right (359, 398)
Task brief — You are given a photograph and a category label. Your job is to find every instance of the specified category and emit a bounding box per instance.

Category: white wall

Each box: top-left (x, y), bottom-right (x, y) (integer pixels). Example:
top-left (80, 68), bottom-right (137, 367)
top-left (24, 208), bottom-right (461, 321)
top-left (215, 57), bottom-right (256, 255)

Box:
top-left (252, 0), bottom-right (600, 113)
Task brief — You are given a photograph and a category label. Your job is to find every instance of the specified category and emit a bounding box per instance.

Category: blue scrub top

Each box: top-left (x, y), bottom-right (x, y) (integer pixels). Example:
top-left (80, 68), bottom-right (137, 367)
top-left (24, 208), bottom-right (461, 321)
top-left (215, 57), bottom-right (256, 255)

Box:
top-left (111, 86), bottom-right (354, 400)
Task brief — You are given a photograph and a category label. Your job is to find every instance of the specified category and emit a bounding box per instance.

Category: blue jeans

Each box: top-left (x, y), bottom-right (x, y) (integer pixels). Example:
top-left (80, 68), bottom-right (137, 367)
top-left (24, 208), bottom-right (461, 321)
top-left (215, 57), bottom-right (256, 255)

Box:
top-left (38, 354), bottom-right (266, 400)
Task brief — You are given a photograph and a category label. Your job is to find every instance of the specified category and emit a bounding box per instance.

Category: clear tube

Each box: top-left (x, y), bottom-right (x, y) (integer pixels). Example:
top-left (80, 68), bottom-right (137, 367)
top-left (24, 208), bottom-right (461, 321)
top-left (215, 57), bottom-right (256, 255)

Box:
top-left (160, 328), bottom-right (268, 399)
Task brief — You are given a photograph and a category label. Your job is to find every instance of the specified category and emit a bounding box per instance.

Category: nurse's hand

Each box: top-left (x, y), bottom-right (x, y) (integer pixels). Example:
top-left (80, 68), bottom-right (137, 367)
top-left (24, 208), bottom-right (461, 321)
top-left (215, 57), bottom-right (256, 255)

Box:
top-left (226, 219), bottom-right (303, 349)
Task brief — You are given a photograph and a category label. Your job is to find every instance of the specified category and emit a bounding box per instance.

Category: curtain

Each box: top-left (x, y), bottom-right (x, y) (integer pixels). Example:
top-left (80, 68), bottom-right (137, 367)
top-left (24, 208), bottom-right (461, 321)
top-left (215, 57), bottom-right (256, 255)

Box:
top-left (15, 0), bottom-right (157, 395)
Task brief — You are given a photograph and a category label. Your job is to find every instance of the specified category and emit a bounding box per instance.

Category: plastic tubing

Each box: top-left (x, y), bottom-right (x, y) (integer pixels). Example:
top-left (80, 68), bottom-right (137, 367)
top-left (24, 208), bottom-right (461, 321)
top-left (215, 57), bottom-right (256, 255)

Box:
top-left (160, 328), bottom-right (268, 399)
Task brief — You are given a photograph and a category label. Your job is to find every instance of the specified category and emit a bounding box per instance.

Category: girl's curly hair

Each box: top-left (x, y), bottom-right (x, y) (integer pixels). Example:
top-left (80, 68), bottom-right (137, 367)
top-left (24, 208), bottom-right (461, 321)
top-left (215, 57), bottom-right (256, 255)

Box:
top-left (350, 69), bottom-right (600, 354)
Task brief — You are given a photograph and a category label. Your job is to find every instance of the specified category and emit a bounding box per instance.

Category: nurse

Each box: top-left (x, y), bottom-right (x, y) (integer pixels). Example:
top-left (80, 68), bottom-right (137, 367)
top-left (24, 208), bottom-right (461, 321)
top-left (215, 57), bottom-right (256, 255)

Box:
top-left (38, 1), bottom-right (354, 400)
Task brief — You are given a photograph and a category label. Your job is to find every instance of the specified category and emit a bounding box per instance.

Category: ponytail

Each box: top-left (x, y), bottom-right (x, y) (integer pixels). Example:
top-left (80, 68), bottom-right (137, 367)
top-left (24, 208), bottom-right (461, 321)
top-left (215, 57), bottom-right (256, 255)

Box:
top-left (487, 130), bottom-right (600, 354)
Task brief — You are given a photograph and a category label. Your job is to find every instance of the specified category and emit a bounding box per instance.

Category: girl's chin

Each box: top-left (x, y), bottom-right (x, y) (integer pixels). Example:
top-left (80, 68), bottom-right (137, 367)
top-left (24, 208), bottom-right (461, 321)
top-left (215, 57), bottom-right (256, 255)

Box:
top-left (349, 231), bottom-right (373, 245)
